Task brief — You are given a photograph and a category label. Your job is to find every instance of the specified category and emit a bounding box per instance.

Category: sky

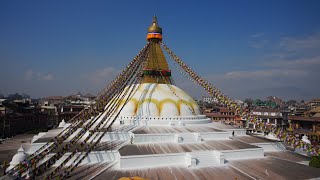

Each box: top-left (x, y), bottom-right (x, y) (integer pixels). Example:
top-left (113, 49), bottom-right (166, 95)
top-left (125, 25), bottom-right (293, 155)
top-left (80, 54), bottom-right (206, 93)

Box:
top-left (0, 0), bottom-right (320, 101)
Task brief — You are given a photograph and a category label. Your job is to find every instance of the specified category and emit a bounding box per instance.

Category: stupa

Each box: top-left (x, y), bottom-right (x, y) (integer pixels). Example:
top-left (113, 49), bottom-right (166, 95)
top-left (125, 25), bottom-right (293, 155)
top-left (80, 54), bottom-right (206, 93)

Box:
top-left (4, 17), bottom-right (320, 180)
top-left (110, 16), bottom-right (208, 126)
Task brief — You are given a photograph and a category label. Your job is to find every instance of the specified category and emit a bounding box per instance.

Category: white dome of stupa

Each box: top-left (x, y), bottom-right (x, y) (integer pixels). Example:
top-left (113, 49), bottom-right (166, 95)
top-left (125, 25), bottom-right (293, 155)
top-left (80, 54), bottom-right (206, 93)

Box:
top-left (108, 83), bottom-right (201, 118)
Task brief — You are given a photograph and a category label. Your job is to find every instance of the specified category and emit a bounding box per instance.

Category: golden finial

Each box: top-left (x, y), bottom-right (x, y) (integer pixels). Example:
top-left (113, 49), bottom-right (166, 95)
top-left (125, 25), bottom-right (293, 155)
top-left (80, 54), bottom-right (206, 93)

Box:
top-left (148, 16), bottom-right (162, 34)
top-left (147, 16), bottom-right (162, 41)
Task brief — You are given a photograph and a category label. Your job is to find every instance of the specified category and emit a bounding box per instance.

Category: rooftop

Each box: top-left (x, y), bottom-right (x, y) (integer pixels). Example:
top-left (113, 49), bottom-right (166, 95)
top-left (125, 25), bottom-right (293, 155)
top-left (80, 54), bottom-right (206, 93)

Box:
top-left (252, 108), bottom-right (281, 112)
top-left (288, 115), bottom-right (320, 122)
top-left (119, 140), bottom-right (258, 156)
top-left (307, 106), bottom-right (320, 113)
top-left (93, 156), bottom-right (320, 180)
top-left (229, 157), bottom-right (320, 179)
top-left (93, 166), bottom-right (252, 180)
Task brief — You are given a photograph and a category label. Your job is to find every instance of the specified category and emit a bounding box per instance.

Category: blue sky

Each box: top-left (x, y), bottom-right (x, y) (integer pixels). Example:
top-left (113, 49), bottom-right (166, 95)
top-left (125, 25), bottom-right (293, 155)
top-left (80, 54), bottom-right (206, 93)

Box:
top-left (0, 0), bottom-right (320, 100)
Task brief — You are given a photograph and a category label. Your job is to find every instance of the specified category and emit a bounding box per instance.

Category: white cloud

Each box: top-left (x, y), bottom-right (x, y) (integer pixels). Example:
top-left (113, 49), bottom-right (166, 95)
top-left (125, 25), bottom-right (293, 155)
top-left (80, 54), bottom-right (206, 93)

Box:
top-left (39, 73), bottom-right (54, 80)
top-left (24, 69), bottom-right (54, 81)
top-left (202, 67), bottom-right (314, 100)
top-left (249, 32), bottom-right (268, 48)
top-left (249, 39), bottom-right (269, 48)
top-left (83, 67), bottom-right (118, 84)
top-left (25, 69), bottom-right (34, 80)
top-left (279, 32), bottom-right (320, 51)
top-left (201, 32), bottom-right (320, 100)
top-left (251, 32), bottom-right (265, 38)
top-left (265, 56), bottom-right (320, 68)
top-left (223, 69), bottom-right (307, 80)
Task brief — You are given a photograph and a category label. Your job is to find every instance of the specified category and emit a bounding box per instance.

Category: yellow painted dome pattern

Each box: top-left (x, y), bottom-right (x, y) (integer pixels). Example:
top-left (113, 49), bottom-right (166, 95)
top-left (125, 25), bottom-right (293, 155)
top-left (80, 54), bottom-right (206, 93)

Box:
top-left (107, 83), bottom-right (201, 117)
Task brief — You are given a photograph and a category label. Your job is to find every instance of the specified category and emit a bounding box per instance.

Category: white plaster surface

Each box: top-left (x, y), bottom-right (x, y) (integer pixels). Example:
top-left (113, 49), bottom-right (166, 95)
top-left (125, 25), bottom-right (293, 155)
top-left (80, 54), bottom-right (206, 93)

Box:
top-left (200, 132), bottom-right (230, 140)
top-left (120, 153), bottom-right (188, 169)
top-left (220, 148), bottom-right (264, 161)
top-left (52, 151), bottom-right (119, 167)
top-left (100, 132), bottom-right (131, 142)
top-left (134, 134), bottom-right (176, 144)
top-left (109, 83), bottom-right (201, 117)
top-left (252, 142), bottom-right (286, 152)
top-left (189, 151), bottom-right (224, 167)
top-left (28, 143), bottom-right (49, 154)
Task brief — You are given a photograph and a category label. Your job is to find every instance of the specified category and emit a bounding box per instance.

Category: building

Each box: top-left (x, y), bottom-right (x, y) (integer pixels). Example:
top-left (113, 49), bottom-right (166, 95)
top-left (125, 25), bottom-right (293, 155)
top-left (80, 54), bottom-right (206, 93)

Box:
top-left (0, 99), bottom-right (8, 115)
top-left (58, 105), bottom-right (85, 122)
top-left (288, 105), bottom-right (310, 116)
top-left (267, 96), bottom-right (284, 108)
top-left (202, 96), bottom-right (218, 104)
top-left (65, 92), bottom-right (95, 105)
top-left (234, 99), bottom-right (244, 106)
top-left (0, 102), bottom-right (49, 137)
top-left (308, 98), bottom-right (320, 109)
top-left (42, 96), bottom-right (64, 106)
top-left (287, 115), bottom-right (320, 145)
top-left (305, 106), bottom-right (320, 118)
top-left (251, 108), bottom-right (283, 126)
top-left (204, 107), bottom-right (239, 126)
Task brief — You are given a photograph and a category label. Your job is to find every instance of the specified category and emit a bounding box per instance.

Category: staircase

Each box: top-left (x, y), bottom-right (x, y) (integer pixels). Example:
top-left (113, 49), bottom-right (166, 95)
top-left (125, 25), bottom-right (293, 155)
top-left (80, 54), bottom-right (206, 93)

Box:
top-left (271, 142), bottom-right (286, 151)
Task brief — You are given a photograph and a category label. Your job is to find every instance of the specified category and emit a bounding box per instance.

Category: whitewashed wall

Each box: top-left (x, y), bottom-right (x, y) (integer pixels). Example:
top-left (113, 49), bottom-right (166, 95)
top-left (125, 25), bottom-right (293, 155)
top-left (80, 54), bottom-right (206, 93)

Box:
top-left (100, 132), bottom-right (131, 142)
top-left (253, 142), bottom-right (286, 152)
top-left (120, 153), bottom-right (188, 169)
top-left (28, 143), bottom-right (50, 154)
top-left (224, 129), bottom-right (247, 136)
top-left (52, 151), bottom-right (119, 167)
top-left (200, 132), bottom-right (230, 140)
top-left (189, 151), bottom-right (224, 167)
top-left (134, 134), bottom-right (176, 144)
top-left (220, 148), bottom-right (264, 160)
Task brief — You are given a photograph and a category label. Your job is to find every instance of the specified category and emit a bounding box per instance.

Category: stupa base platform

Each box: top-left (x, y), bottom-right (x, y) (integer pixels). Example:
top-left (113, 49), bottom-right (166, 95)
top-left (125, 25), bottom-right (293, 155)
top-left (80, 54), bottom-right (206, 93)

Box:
top-left (114, 115), bottom-right (212, 126)
top-left (92, 156), bottom-right (320, 180)
top-left (11, 122), bottom-right (317, 180)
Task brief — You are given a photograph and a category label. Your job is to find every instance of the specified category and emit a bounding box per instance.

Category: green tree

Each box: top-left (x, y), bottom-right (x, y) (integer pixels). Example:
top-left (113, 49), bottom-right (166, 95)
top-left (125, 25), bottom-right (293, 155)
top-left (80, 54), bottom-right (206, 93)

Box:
top-left (244, 99), bottom-right (253, 106)
top-left (7, 93), bottom-right (23, 100)
top-left (309, 155), bottom-right (320, 168)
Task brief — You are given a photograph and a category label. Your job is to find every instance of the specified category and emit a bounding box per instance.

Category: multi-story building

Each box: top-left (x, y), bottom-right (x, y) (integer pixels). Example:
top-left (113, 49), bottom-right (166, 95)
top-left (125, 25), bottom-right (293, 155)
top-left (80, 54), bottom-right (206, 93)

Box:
top-left (308, 98), bottom-right (320, 109)
top-left (59, 105), bottom-right (86, 122)
top-left (0, 101), bottom-right (49, 137)
top-left (251, 108), bottom-right (283, 126)
top-left (267, 96), bottom-right (284, 108)
top-left (202, 96), bottom-right (218, 104)
top-left (0, 92), bottom-right (95, 138)
top-left (288, 105), bottom-right (310, 116)
top-left (42, 96), bottom-right (64, 106)
top-left (287, 115), bottom-right (320, 145)
top-left (204, 107), bottom-right (242, 127)
top-left (205, 106), bottom-right (287, 128)
top-left (304, 107), bottom-right (320, 118)
top-left (40, 105), bottom-right (58, 128)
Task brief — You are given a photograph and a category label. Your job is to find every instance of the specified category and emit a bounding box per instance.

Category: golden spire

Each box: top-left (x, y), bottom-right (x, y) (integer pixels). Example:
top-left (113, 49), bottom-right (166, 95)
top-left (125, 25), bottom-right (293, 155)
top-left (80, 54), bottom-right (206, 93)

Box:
top-left (142, 16), bottom-right (171, 84)
top-left (148, 16), bottom-right (162, 34)
top-left (146, 16), bottom-right (163, 42)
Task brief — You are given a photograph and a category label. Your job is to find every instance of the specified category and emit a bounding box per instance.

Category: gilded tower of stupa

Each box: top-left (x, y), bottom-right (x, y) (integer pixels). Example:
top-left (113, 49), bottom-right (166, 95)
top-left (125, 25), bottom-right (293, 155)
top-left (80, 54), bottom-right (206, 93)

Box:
top-left (142, 16), bottom-right (172, 84)
top-left (111, 16), bottom-right (206, 120)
